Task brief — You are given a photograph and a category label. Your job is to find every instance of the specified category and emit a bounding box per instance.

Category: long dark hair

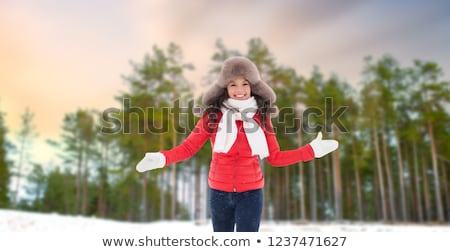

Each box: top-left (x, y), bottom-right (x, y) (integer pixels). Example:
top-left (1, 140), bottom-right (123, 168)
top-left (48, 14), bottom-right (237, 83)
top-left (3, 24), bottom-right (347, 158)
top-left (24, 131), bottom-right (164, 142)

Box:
top-left (204, 88), bottom-right (273, 132)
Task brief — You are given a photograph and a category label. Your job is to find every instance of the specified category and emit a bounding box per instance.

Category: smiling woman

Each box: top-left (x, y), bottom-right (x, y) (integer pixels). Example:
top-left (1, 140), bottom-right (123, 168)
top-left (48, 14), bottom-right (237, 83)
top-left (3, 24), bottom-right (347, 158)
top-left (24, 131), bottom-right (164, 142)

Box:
top-left (136, 56), bottom-right (339, 232)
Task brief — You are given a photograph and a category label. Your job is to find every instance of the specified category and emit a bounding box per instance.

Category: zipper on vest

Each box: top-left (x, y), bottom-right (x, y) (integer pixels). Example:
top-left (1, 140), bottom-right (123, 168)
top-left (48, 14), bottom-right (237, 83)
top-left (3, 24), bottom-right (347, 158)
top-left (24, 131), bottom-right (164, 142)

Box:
top-left (233, 124), bottom-right (240, 192)
top-left (233, 146), bottom-right (238, 192)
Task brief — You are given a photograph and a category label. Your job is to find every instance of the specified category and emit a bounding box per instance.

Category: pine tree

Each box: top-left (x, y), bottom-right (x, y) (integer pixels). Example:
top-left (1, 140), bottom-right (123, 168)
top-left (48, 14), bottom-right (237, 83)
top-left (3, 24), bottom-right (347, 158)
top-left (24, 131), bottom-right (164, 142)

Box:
top-left (409, 60), bottom-right (450, 222)
top-left (0, 109), bottom-right (10, 208)
top-left (119, 43), bottom-right (193, 221)
top-left (25, 164), bottom-right (46, 211)
top-left (12, 107), bottom-right (37, 209)
top-left (60, 109), bottom-right (96, 215)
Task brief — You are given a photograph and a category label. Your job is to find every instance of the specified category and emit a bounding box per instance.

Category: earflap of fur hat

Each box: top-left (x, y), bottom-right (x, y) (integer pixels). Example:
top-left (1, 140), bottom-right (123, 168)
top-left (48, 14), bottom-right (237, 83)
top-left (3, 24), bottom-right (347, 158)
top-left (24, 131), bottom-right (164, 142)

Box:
top-left (201, 82), bottom-right (225, 106)
top-left (252, 79), bottom-right (276, 103)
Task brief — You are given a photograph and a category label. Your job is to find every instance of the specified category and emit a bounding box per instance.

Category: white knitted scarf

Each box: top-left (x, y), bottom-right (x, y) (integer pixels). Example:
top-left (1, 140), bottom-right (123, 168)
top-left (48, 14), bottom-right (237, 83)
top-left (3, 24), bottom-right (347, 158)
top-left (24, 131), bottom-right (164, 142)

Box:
top-left (213, 97), bottom-right (269, 158)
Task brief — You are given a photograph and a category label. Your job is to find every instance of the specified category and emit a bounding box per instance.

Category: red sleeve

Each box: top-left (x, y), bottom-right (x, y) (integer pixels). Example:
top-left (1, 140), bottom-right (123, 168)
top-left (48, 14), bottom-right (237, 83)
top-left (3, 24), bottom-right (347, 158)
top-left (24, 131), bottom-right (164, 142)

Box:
top-left (160, 114), bottom-right (211, 166)
top-left (264, 119), bottom-right (315, 167)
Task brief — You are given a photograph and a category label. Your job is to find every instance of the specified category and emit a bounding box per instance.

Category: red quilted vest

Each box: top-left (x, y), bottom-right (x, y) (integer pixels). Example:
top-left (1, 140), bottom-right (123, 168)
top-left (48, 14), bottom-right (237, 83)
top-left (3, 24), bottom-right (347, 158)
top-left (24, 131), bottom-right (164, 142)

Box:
top-left (161, 113), bottom-right (314, 192)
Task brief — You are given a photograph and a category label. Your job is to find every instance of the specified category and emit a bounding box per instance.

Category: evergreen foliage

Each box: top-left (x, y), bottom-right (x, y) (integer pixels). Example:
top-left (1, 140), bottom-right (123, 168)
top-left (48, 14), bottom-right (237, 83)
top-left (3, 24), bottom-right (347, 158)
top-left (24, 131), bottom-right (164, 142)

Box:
top-left (3, 39), bottom-right (450, 223)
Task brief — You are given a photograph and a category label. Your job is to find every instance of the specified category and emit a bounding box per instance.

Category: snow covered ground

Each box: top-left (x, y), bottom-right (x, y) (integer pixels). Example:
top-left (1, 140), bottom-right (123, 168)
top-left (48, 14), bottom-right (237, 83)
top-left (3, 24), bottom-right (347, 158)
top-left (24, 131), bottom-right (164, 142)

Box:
top-left (2, 209), bottom-right (450, 252)
top-left (1, 209), bottom-right (449, 232)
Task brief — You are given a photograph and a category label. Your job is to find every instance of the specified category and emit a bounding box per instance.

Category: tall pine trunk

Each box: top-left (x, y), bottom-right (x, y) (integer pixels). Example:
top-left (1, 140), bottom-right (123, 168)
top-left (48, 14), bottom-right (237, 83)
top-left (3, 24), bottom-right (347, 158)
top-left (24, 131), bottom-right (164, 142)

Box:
top-left (440, 158), bottom-right (449, 220)
top-left (81, 153), bottom-right (89, 215)
top-left (284, 166), bottom-right (290, 219)
top-left (394, 125), bottom-right (407, 221)
top-left (317, 160), bottom-right (326, 220)
top-left (194, 160), bottom-right (202, 221)
top-left (380, 126), bottom-right (396, 221)
top-left (421, 152), bottom-right (432, 221)
top-left (351, 135), bottom-right (363, 220)
top-left (75, 148), bottom-right (83, 214)
top-left (332, 126), bottom-right (342, 220)
top-left (412, 141), bottom-right (423, 222)
top-left (309, 160), bottom-right (317, 221)
top-left (297, 125), bottom-right (306, 220)
top-left (171, 132), bottom-right (178, 219)
top-left (372, 118), bottom-right (388, 220)
top-left (426, 120), bottom-right (444, 221)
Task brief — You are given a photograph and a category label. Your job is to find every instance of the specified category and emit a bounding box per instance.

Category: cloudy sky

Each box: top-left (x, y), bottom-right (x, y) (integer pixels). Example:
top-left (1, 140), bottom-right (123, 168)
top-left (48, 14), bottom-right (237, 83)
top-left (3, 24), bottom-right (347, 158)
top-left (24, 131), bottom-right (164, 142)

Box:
top-left (1, 0), bottom-right (450, 164)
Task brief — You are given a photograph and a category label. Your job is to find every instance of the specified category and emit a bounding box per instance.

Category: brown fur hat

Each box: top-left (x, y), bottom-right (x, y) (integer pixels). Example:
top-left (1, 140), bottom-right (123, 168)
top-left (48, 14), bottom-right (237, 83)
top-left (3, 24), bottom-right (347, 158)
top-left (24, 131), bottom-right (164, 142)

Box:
top-left (202, 56), bottom-right (276, 106)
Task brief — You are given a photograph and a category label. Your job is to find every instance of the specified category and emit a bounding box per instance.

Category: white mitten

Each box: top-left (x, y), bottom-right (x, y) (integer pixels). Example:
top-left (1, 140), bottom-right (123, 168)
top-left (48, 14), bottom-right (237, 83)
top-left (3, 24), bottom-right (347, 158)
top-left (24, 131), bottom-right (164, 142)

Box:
top-left (136, 152), bottom-right (166, 172)
top-left (309, 132), bottom-right (339, 158)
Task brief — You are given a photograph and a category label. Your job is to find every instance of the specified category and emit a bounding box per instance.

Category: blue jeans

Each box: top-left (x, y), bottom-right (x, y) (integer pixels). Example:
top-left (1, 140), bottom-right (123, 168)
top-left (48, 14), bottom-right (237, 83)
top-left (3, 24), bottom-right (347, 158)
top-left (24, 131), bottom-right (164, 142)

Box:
top-left (209, 188), bottom-right (263, 232)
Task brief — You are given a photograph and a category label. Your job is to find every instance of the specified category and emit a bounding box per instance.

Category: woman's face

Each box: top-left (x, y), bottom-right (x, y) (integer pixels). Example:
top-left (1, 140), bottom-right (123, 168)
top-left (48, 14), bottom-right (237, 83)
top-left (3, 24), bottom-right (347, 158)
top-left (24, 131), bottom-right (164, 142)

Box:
top-left (226, 76), bottom-right (251, 100)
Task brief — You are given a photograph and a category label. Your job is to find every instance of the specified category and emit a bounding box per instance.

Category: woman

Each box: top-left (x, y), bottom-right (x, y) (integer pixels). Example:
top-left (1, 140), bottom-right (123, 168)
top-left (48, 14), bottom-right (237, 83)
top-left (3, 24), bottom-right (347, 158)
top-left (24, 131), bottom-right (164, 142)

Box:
top-left (136, 56), bottom-right (338, 232)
